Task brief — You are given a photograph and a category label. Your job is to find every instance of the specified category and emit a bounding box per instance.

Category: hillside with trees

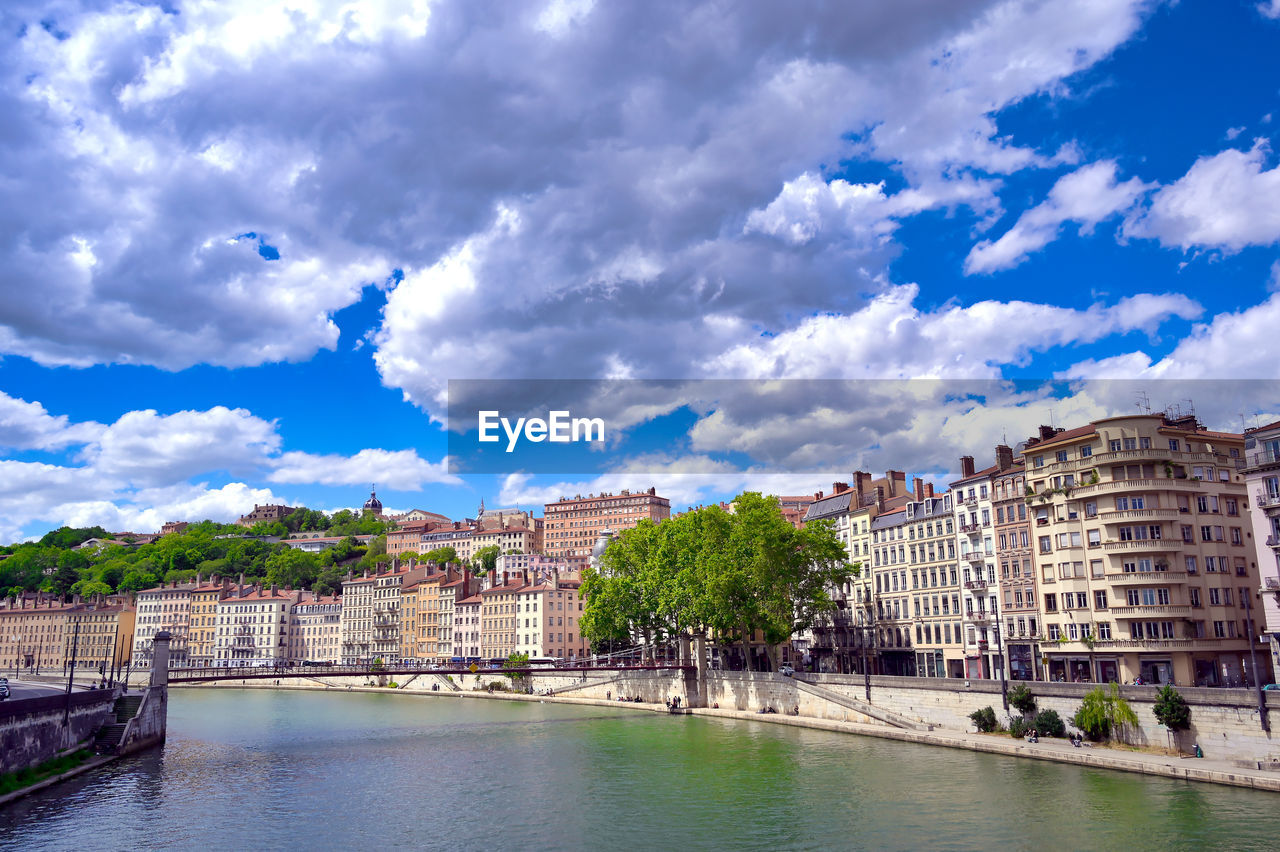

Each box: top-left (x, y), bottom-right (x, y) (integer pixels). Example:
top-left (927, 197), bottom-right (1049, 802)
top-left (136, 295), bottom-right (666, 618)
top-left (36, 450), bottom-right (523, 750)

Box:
top-left (0, 507), bottom-right (395, 599)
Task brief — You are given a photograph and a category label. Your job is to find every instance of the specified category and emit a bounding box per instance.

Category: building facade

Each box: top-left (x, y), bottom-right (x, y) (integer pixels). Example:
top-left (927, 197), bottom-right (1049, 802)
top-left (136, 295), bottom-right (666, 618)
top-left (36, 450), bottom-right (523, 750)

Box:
top-left (288, 592), bottom-right (342, 664)
top-left (543, 488), bottom-right (670, 558)
top-left (1244, 420), bottom-right (1280, 675)
top-left (132, 582), bottom-right (196, 669)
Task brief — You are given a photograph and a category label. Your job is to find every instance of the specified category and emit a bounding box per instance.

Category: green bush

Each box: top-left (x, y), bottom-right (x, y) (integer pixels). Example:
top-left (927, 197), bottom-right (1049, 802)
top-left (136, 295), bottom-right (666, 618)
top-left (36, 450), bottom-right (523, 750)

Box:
top-left (1008, 684), bottom-right (1037, 716)
top-left (1153, 685), bottom-right (1191, 731)
top-left (1033, 708), bottom-right (1066, 738)
top-left (970, 706), bottom-right (999, 733)
top-left (1008, 716), bottom-right (1031, 738)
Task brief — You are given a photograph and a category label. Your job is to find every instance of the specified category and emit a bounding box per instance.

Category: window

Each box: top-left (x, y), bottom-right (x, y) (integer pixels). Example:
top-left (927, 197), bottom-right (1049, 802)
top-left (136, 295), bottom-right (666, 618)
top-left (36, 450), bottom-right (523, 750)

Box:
top-left (1044, 593), bottom-right (1057, 612)
top-left (1124, 437), bottom-right (1137, 450)
top-left (1081, 445), bottom-right (1092, 458)
top-left (1189, 588), bottom-right (1201, 607)
top-left (1169, 439), bottom-right (1180, 451)
top-left (1209, 588), bottom-right (1221, 606)
top-left (1039, 536), bottom-right (1052, 554)
top-left (1185, 555), bottom-right (1198, 574)
top-left (1034, 455), bottom-right (1045, 468)
top-left (1087, 529), bottom-right (1101, 547)
top-left (1090, 559), bottom-right (1104, 578)
top-left (1098, 622), bottom-right (1111, 640)
top-left (1084, 501), bottom-right (1097, 518)
top-left (1095, 590), bottom-right (1108, 610)
top-left (1109, 439), bottom-right (1122, 452)
top-left (1048, 624), bottom-right (1061, 641)
top-left (1056, 450), bottom-right (1068, 462)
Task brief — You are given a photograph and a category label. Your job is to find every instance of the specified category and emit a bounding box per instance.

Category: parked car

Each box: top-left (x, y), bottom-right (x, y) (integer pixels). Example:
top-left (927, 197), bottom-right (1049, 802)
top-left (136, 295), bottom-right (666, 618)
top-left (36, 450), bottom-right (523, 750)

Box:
top-left (1263, 683), bottom-right (1280, 691)
top-left (779, 665), bottom-right (795, 677)
top-left (0, 677), bottom-right (9, 700)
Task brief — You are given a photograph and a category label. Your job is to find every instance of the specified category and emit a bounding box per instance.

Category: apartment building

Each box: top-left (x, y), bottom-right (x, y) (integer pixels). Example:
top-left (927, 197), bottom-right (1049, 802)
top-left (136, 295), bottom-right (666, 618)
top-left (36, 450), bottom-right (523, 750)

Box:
top-left (189, 579), bottom-right (232, 667)
top-left (0, 598), bottom-right (72, 672)
top-left (515, 577), bottom-right (589, 661)
top-left (213, 587), bottom-right (301, 667)
top-left (64, 597), bottom-right (136, 674)
top-left (952, 455), bottom-right (1003, 680)
top-left (436, 574), bottom-right (470, 664)
top-left (543, 488), bottom-right (670, 558)
top-left (455, 594), bottom-right (483, 660)
top-left (480, 575), bottom-right (527, 659)
top-left (991, 450), bottom-right (1039, 680)
top-left (371, 564), bottom-right (428, 665)
top-left (1243, 420), bottom-right (1280, 674)
top-left (340, 573), bottom-right (376, 665)
top-left (132, 581), bottom-right (197, 669)
top-left (288, 592), bottom-right (342, 664)
top-left (1025, 413), bottom-right (1261, 686)
top-left (472, 524), bottom-right (542, 556)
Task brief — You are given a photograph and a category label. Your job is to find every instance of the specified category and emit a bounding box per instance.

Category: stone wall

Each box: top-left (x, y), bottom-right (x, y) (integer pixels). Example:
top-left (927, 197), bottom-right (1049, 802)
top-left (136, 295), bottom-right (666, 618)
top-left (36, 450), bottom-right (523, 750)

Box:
top-left (119, 686), bottom-right (168, 756)
top-left (0, 690), bottom-right (117, 775)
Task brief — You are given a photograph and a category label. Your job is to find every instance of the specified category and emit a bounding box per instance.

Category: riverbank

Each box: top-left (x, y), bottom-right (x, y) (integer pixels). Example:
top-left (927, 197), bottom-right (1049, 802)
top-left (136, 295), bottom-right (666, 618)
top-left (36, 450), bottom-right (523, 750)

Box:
top-left (170, 680), bottom-right (1280, 792)
top-left (0, 750), bottom-right (118, 808)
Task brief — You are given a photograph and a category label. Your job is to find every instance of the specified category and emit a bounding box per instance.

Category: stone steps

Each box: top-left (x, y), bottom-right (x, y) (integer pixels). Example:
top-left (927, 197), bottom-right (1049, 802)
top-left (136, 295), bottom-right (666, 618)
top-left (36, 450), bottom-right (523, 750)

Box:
top-left (792, 677), bottom-right (933, 731)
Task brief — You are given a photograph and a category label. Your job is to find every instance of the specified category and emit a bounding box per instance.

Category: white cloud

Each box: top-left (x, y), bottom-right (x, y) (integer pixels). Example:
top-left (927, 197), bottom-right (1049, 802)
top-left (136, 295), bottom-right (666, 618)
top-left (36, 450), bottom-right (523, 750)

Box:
top-left (0, 391), bottom-right (104, 451)
top-left (965, 160), bottom-right (1152, 273)
top-left (269, 448), bottom-right (462, 489)
top-left (1259, 1), bottom-right (1280, 20)
top-left (1122, 141), bottom-right (1280, 252)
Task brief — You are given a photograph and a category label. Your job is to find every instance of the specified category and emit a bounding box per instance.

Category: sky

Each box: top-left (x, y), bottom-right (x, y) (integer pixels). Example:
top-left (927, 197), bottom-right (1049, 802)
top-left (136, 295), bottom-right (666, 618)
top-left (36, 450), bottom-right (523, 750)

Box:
top-left (2, 0), bottom-right (1280, 543)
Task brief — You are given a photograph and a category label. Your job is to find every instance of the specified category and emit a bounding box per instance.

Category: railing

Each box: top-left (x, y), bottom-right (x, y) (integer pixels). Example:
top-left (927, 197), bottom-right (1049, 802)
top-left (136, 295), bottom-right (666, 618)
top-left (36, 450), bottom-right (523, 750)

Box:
top-left (959, 522), bottom-right (980, 534)
top-left (1256, 492), bottom-right (1280, 509)
top-left (1072, 478), bottom-right (1204, 496)
top-left (1097, 508), bottom-right (1181, 522)
top-left (1108, 605), bottom-right (1192, 617)
top-left (1246, 449), bottom-right (1280, 469)
top-left (1101, 539), bottom-right (1182, 552)
top-left (1106, 570), bottom-right (1189, 583)
top-left (1267, 535), bottom-right (1280, 548)
top-left (963, 551), bottom-right (986, 563)
top-left (964, 579), bottom-right (988, 590)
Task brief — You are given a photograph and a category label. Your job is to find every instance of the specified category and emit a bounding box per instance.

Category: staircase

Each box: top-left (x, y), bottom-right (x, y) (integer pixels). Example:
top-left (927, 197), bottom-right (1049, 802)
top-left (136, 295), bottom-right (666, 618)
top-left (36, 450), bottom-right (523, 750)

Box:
top-left (791, 678), bottom-right (933, 731)
top-left (94, 693), bottom-right (144, 754)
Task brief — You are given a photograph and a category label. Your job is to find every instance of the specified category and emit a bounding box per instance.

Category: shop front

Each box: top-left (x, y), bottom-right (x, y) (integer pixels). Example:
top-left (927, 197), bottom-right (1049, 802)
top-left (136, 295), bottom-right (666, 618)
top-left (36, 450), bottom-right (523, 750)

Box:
top-left (1008, 643), bottom-right (1039, 681)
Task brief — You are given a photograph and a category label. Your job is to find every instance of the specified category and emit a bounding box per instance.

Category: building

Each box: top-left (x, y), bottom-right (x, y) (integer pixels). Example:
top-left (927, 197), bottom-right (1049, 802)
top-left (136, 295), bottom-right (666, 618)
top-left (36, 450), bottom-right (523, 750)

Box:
top-left (387, 520), bottom-right (453, 556)
top-left (1024, 412), bottom-right (1260, 686)
top-left (543, 488), bottom-right (670, 558)
top-left (991, 447), bottom-right (1040, 680)
top-left (160, 521), bottom-right (189, 536)
top-left (480, 574), bottom-right (527, 659)
top-left (514, 575), bottom-right (590, 661)
top-left (798, 472), bottom-right (918, 674)
top-left (288, 592), bottom-right (342, 664)
top-left (870, 490), bottom-right (961, 678)
top-left (282, 533), bottom-right (373, 553)
top-left (1243, 420), bottom-right (1280, 675)
top-left (371, 563), bottom-right (427, 664)
top-left (0, 598), bottom-right (71, 672)
top-left (236, 504), bottom-right (299, 527)
top-left (132, 581), bottom-right (197, 669)
top-left (454, 594), bottom-right (483, 660)
top-left (213, 586), bottom-right (301, 667)
top-left (64, 596), bottom-right (136, 675)
top-left (393, 509), bottom-right (453, 525)
top-left (340, 572), bottom-right (376, 665)
top-left (188, 578), bottom-right (232, 667)
top-left (472, 524), bottom-right (542, 556)
top-left (951, 454), bottom-right (1003, 680)
top-left (437, 573), bottom-right (471, 664)
top-left (362, 486), bottom-right (384, 518)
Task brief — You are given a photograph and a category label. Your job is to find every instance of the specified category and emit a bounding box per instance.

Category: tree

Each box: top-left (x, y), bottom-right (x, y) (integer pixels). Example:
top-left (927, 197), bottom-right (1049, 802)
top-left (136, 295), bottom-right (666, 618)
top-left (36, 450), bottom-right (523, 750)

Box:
top-left (265, 548), bottom-right (321, 590)
top-left (970, 706), bottom-right (998, 732)
top-left (1072, 683), bottom-right (1140, 742)
top-left (1153, 684), bottom-right (1191, 750)
top-left (472, 545), bottom-right (502, 576)
top-left (1008, 684), bottom-right (1037, 717)
top-left (423, 546), bottom-right (457, 565)
top-left (503, 652), bottom-right (530, 687)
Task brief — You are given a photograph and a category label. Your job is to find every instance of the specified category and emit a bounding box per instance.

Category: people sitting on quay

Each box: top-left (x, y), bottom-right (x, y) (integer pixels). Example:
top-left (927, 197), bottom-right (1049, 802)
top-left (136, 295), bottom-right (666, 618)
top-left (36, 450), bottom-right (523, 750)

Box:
top-left (1025, 728), bottom-right (1039, 743)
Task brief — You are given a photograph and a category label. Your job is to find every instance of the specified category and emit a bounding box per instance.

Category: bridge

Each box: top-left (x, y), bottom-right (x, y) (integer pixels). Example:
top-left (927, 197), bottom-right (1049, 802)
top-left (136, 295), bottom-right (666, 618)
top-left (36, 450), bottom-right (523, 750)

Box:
top-left (165, 663), bottom-right (694, 683)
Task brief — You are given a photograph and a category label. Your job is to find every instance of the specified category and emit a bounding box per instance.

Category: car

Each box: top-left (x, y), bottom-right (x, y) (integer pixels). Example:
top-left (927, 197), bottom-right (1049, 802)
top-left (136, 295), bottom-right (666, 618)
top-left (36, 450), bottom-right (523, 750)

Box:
top-left (779, 665), bottom-right (795, 677)
top-left (1263, 683), bottom-right (1280, 691)
top-left (0, 679), bottom-right (9, 700)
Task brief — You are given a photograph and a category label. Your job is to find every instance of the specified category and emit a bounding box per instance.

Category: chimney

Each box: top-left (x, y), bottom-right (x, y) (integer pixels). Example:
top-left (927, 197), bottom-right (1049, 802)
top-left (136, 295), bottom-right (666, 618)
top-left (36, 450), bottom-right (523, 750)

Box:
top-left (832, 482), bottom-right (849, 496)
top-left (924, 482), bottom-right (935, 498)
top-left (995, 444), bottom-right (1014, 471)
top-left (912, 477), bottom-right (924, 501)
top-left (875, 486), bottom-right (885, 513)
top-left (488, 569), bottom-right (497, 588)
top-left (960, 456), bottom-right (975, 478)
top-left (271, 584), bottom-right (278, 595)
top-left (1038, 425), bottom-right (1058, 441)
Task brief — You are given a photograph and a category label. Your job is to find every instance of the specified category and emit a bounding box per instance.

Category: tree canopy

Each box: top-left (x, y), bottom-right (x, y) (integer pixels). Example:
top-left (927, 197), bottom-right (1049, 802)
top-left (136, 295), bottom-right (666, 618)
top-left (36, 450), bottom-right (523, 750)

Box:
top-left (581, 492), bottom-right (853, 669)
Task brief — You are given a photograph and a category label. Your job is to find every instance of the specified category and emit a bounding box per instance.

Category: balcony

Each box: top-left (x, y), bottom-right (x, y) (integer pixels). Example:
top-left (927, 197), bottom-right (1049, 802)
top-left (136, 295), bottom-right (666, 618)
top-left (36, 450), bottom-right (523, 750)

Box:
top-left (1072, 478), bottom-right (1203, 497)
top-left (1256, 492), bottom-right (1280, 510)
top-left (1245, 449), bottom-right (1280, 471)
top-left (1101, 539), bottom-right (1183, 553)
top-left (1106, 570), bottom-right (1188, 584)
top-left (966, 612), bottom-right (991, 623)
top-left (1108, 605), bottom-right (1193, 617)
top-left (1267, 535), bottom-right (1280, 549)
top-left (964, 578), bottom-right (989, 590)
top-left (958, 522), bottom-right (980, 535)
top-left (1088, 638), bottom-right (1221, 649)
top-left (964, 551), bottom-right (987, 564)
top-left (1098, 508), bottom-right (1182, 523)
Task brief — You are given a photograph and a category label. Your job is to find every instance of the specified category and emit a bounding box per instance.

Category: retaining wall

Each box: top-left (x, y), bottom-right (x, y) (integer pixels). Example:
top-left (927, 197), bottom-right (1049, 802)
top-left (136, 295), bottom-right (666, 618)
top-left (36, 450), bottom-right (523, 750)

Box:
top-left (0, 690), bottom-right (117, 775)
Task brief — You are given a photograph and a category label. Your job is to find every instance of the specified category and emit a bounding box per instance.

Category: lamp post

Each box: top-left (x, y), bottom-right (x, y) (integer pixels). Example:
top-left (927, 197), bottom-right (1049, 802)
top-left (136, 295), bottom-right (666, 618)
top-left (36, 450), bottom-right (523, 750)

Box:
top-left (1244, 592), bottom-right (1269, 732)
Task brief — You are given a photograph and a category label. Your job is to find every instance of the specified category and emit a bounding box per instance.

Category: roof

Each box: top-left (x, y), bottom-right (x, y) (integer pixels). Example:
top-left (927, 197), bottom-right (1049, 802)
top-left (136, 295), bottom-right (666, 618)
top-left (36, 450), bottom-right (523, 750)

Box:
top-left (457, 594), bottom-right (483, 605)
top-left (1018, 424), bottom-right (1098, 454)
top-left (950, 462), bottom-right (1002, 487)
top-left (1246, 419), bottom-right (1280, 436)
top-left (803, 490), bottom-right (853, 522)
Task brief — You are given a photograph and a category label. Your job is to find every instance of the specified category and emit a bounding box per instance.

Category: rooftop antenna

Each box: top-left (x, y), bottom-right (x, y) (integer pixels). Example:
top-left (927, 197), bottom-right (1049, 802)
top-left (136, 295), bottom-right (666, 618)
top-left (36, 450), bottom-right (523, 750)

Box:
top-left (1135, 390), bottom-right (1151, 414)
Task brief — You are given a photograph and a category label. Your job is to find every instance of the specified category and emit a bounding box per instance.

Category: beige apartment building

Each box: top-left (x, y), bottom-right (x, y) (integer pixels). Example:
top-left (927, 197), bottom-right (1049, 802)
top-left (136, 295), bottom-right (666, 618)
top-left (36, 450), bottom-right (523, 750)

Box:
top-left (64, 597), bottom-right (136, 674)
top-left (455, 593), bottom-right (482, 660)
top-left (213, 587), bottom-right (301, 667)
top-left (472, 524), bottom-right (541, 556)
top-left (0, 598), bottom-right (71, 672)
top-left (480, 575), bottom-right (526, 659)
top-left (513, 577), bottom-right (589, 661)
top-left (371, 564), bottom-right (427, 664)
top-left (543, 488), bottom-right (670, 558)
top-left (1025, 413), bottom-right (1260, 687)
top-left (436, 574), bottom-right (469, 663)
top-left (871, 491), bottom-right (963, 678)
top-left (189, 579), bottom-right (232, 667)
top-left (340, 573), bottom-right (376, 665)
top-left (1243, 420), bottom-right (1280, 675)
top-left (288, 592), bottom-right (342, 664)
top-left (952, 455), bottom-right (1003, 680)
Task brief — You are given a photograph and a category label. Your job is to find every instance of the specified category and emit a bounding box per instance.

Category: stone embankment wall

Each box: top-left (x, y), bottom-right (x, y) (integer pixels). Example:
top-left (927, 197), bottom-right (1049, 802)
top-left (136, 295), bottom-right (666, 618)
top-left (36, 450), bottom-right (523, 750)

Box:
top-left (803, 674), bottom-right (1280, 762)
top-left (0, 690), bottom-right (117, 775)
top-left (118, 687), bottom-right (168, 755)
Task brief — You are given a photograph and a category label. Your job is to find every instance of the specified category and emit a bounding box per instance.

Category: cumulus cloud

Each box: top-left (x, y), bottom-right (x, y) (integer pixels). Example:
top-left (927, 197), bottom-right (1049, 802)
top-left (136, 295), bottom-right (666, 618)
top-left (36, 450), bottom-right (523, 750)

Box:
top-left (1122, 141), bottom-right (1280, 252)
top-left (966, 160), bottom-right (1153, 273)
top-left (269, 448), bottom-right (461, 489)
top-left (0, 390), bottom-right (104, 450)
top-left (1259, 1), bottom-right (1280, 20)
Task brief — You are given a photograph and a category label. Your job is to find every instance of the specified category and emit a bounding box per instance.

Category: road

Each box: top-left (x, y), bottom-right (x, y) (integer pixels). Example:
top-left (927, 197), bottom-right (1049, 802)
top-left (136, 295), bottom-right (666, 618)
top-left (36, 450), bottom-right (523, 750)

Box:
top-left (1, 679), bottom-right (81, 701)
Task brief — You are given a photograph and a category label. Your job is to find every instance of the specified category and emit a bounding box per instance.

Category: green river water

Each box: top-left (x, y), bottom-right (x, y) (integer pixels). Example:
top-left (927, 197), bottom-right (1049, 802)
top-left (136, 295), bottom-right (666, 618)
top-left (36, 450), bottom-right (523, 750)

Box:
top-left (1, 688), bottom-right (1278, 850)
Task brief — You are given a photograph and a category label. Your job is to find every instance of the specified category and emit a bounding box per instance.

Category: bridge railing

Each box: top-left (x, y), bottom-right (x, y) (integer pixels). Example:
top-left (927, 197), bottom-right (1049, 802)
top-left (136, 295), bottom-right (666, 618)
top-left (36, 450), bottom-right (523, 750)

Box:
top-left (166, 662), bottom-right (693, 682)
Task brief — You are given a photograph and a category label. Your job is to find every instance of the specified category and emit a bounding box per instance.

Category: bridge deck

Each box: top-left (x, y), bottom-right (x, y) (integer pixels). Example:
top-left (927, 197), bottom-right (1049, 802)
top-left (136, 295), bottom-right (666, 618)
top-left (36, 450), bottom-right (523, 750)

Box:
top-left (167, 664), bottom-right (693, 683)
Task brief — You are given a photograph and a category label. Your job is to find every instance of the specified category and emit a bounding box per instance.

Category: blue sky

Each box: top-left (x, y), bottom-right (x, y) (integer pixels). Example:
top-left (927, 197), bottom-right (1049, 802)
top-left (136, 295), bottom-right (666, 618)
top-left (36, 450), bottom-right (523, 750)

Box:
top-left (2, 0), bottom-right (1279, 543)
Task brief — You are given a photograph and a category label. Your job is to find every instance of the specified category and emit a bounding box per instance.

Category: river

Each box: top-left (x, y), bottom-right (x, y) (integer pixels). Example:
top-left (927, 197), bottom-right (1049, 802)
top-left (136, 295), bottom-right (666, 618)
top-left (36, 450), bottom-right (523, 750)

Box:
top-left (2, 688), bottom-right (1278, 850)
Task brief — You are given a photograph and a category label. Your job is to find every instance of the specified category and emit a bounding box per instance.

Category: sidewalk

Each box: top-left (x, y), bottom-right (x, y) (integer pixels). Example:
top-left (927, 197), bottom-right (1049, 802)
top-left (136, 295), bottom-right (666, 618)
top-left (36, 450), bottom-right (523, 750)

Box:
top-left (691, 707), bottom-right (1280, 792)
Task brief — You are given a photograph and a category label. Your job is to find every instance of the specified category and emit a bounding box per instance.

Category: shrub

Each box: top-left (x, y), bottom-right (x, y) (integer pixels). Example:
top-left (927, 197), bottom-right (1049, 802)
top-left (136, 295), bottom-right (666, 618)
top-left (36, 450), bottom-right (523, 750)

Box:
top-left (1073, 683), bottom-right (1139, 742)
top-left (1153, 685), bottom-right (1191, 731)
top-left (1008, 684), bottom-right (1037, 716)
top-left (970, 706), bottom-right (999, 733)
top-left (1033, 708), bottom-right (1066, 738)
top-left (1008, 716), bottom-right (1031, 738)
